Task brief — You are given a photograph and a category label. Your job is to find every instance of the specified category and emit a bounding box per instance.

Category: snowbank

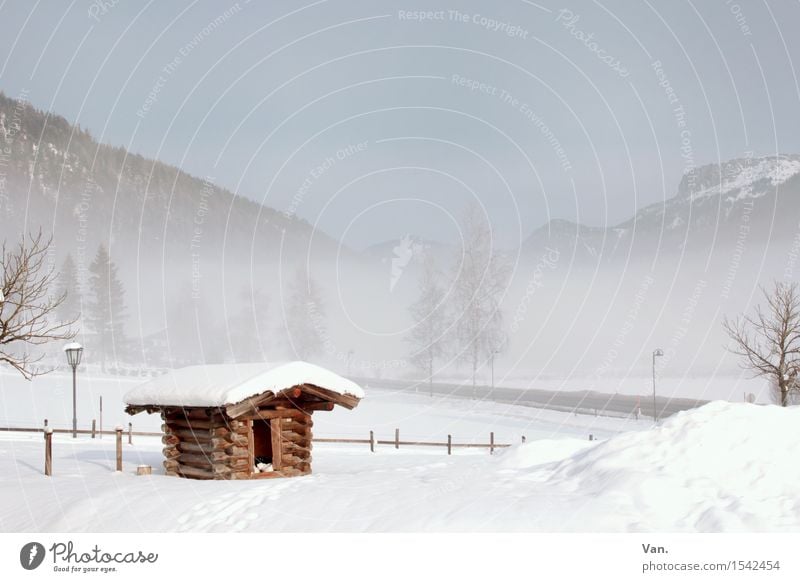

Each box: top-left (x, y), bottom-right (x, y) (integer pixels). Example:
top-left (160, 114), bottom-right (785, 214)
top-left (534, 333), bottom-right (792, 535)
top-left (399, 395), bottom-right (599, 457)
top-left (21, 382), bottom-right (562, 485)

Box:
top-left (501, 401), bottom-right (800, 531)
top-left (123, 361), bottom-right (364, 408)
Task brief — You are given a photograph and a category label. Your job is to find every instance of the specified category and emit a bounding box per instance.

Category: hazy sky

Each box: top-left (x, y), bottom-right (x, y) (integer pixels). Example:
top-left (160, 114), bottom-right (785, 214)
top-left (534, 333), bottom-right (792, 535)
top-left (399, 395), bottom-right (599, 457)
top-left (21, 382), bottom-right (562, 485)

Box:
top-left (2, 0), bottom-right (799, 248)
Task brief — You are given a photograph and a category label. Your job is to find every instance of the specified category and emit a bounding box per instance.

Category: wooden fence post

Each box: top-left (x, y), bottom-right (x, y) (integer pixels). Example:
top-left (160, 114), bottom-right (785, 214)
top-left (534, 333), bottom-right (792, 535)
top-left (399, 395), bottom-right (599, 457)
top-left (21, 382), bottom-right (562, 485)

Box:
top-left (44, 418), bottom-right (48, 428)
top-left (394, 428), bottom-right (399, 449)
top-left (521, 435), bottom-right (526, 443)
top-left (115, 426), bottom-right (123, 471)
top-left (44, 428), bottom-right (53, 476)
top-left (128, 422), bottom-right (133, 445)
top-left (91, 419), bottom-right (96, 439)
top-left (369, 430), bottom-right (375, 453)
top-left (99, 396), bottom-right (103, 439)
top-left (490, 432), bottom-right (495, 455)
top-left (447, 434), bottom-right (452, 455)
top-left (589, 434), bottom-right (594, 441)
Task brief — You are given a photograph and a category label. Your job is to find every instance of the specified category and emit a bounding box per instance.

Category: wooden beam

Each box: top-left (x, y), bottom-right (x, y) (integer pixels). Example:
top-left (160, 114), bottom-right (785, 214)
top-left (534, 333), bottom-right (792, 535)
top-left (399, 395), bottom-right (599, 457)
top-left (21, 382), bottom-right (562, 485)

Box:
top-left (247, 419), bottom-right (254, 477)
top-left (302, 402), bottom-right (333, 412)
top-left (241, 409), bottom-right (310, 421)
top-left (298, 384), bottom-right (360, 409)
top-left (225, 391), bottom-right (277, 419)
top-left (270, 417), bottom-right (283, 471)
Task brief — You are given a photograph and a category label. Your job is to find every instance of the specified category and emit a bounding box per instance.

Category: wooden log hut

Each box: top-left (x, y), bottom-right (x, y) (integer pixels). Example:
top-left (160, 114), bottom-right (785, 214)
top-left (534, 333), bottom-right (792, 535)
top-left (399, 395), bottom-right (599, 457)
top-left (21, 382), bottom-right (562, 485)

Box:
top-left (124, 361), bottom-right (364, 480)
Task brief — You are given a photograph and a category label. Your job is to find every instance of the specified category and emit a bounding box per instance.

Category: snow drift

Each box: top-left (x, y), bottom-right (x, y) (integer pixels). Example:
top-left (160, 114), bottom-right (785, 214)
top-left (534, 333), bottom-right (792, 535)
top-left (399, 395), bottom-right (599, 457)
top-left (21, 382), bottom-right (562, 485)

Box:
top-left (499, 401), bottom-right (800, 531)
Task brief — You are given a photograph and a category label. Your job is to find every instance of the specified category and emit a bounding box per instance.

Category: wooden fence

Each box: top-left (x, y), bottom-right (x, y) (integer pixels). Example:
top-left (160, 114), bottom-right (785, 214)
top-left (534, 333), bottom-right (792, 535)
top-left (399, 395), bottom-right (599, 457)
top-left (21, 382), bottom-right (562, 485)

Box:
top-left (2, 422), bottom-right (598, 476)
top-left (0, 423), bottom-right (523, 454)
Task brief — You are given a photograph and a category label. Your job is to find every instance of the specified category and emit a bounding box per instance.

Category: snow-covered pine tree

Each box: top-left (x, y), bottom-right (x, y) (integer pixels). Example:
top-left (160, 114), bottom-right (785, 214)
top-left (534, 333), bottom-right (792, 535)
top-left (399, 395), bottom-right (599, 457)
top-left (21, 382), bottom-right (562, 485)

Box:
top-left (407, 254), bottom-right (449, 393)
top-left (86, 244), bottom-right (127, 370)
top-left (450, 205), bottom-right (509, 395)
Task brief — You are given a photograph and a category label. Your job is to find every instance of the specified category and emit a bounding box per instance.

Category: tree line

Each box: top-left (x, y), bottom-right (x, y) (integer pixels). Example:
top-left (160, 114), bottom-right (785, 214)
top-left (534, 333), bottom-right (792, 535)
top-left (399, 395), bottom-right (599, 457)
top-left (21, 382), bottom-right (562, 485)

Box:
top-left (1, 230), bottom-right (330, 376)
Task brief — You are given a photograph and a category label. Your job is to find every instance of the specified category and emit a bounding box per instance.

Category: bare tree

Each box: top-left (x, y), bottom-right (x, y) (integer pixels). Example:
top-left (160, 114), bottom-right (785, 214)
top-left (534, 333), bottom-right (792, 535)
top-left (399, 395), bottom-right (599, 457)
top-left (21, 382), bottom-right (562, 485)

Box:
top-left (0, 231), bottom-right (77, 379)
top-left (723, 281), bottom-right (800, 406)
top-left (450, 205), bottom-right (510, 395)
top-left (407, 254), bottom-right (449, 392)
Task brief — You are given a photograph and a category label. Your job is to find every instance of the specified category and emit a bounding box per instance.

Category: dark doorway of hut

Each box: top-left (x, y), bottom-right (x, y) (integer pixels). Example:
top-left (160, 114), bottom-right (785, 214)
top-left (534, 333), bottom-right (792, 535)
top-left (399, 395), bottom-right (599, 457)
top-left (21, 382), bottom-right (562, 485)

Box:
top-left (252, 419), bottom-right (274, 473)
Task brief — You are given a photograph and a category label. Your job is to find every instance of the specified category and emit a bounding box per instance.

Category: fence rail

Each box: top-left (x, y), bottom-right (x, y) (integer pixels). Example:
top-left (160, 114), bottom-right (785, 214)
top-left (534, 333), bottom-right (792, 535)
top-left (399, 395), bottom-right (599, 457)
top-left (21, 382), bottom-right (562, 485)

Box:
top-left (0, 426), bottom-right (161, 437)
top-left (0, 423), bottom-right (537, 459)
top-left (0, 425), bottom-right (516, 450)
top-left (1, 422), bottom-right (605, 477)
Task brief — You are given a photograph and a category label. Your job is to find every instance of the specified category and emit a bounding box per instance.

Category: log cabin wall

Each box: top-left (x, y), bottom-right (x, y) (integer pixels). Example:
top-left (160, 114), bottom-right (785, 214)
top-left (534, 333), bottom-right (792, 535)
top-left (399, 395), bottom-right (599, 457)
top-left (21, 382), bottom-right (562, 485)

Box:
top-left (160, 408), bottom-right (251, 480)
top-left (245, 406), bottom-right (314, 478)
top-left (160, 406), bottom-right (314, 480)
top-left (274, 406), bottom-right (313, 477)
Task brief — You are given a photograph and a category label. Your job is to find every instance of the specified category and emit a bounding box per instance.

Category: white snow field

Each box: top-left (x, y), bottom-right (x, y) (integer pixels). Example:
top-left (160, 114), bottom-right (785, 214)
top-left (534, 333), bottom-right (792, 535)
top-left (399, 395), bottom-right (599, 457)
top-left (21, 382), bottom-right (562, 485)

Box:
top-left (2, 371), bottom-right (799, 532)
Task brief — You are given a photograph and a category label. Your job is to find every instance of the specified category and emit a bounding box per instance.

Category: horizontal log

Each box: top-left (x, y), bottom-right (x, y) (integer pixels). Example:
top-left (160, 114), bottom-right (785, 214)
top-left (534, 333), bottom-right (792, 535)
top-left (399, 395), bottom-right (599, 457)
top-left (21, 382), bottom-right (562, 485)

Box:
top-left (166, 428), bottom-right (247, 447)
top-left (302, 402), bottom-right (332, 412)
top-left (281, 421), bottom-right (312, 433)
top-left (176, 464), bottom-right (218, 480)
top-left (211, 425), bottom-right (250, 437)
top-left (164, 424), bottom-right (246, 439)
top-left (281, 430), bottom-right (312, 443)
top-left (284, 460), bottom-right (311, 471)
top-left (177, 440), bottom-right (225, 454)
top-left (227, 457), bottom-right (250, 469)
top-left (178, 451), bottom-right (227, 464)
top-left (283, 442), bottom-right (312, 455)
top-left (283, 446), bottom-right (311, 459)
top-left (161, 434), bottom-right (180, 446)
top-left (164, 418), bottom-right (215, 431)
top-left (176, 454), bottom-right (214, 468)
top-left (280, 454), bottom-right (309, 465)
top-left (163, 446), bottom-right (181, 459)
top-left (164, 417), bottom-right (244, 431)
top-left (280, 415), bottom-right (312, 425)
top-left (179, 451), bottom-right (250, 465)
top-left (163, 459), bottom-right (179, 471)
top-left (164, 408), bottom-right (226, 422)
top-left (298, 384), bottom-right (360, 410)
top-left (228, 434), bottom-right (249, 447)
top-left (242, 409), bottom-right (310, 421)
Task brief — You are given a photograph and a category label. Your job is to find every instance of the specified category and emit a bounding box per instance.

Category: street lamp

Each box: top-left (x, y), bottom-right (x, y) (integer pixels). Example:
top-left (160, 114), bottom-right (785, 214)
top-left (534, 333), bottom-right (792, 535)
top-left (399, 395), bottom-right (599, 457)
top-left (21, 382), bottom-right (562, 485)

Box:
top-left (652, 348), bottom-right (664, 424)
top-left (64, 342), bottom-right (83, 438)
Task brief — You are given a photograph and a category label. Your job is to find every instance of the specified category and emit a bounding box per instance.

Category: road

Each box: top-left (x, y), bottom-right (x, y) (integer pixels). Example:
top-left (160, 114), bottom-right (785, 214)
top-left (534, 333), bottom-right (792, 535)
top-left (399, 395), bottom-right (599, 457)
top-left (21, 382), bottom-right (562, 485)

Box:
top-left (354, 376), bottom-right (709, 420)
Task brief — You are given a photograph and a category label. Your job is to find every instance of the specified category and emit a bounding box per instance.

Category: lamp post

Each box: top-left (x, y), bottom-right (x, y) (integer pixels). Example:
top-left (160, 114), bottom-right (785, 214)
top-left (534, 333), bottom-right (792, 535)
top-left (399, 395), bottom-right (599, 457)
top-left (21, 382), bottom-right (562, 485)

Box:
top-left (652, 348), bottom-right (664, 424)
top-left (64, 342), bottom-right (83, 438)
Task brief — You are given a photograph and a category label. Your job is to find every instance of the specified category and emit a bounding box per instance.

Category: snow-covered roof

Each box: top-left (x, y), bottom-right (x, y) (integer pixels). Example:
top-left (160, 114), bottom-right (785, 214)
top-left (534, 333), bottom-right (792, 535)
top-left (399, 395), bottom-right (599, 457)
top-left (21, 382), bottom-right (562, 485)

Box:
top-left (124, 361), bottom-right (364, 408)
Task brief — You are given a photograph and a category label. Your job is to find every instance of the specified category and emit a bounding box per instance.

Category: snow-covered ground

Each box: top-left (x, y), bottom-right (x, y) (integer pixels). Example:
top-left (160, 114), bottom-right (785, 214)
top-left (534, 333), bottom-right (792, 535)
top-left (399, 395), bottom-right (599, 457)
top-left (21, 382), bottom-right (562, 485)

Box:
top-left (431, 371), bottom-right (772, 403)
top-left (2, 370), bottom-right (798, 532)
